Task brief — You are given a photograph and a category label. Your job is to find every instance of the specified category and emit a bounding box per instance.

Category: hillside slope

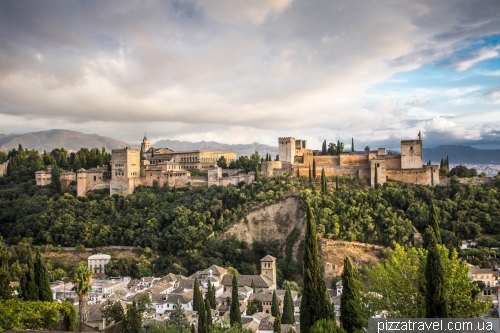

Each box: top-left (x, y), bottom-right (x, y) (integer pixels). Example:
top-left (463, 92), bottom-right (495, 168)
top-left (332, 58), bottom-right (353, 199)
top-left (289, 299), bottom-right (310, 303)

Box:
top-left (0, 129), bottom-right (128, 152)
top-left (222, 196), bottom-right (384, 285)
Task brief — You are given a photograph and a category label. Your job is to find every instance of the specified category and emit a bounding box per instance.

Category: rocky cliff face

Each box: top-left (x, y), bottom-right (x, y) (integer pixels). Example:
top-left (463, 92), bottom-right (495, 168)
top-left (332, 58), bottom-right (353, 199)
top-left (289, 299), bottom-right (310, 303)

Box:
top-left (222, 196), bottom-right (385, 285)
top-left (223, 196), bottom-right (306, 260)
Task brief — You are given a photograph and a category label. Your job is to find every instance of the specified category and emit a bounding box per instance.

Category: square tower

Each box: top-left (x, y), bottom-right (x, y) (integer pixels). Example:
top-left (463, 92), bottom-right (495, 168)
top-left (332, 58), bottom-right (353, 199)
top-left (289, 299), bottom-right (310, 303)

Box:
top-left (110, 148), bottom-right (141, 195)
top-left (260, 255), bottom-right (277, 288)
top-left (278, 137), bottom-right (296, 163)
top-left (400, 140), bottom-right (423, 169)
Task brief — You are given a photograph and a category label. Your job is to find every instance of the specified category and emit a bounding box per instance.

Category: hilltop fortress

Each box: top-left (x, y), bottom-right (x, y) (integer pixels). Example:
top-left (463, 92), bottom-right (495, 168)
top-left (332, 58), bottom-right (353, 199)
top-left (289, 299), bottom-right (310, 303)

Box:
top-left (34, 132), bottom-right (439, 195)
top-left (262, 131), bottom-right (440, 187)
top-left (35, 135), bottom-right (253, 196)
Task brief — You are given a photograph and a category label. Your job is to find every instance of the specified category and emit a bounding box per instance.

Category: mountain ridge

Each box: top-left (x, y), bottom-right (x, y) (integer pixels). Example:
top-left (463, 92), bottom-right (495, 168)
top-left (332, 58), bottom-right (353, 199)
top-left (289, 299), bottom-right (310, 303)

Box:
top-left (0, 129), bottom-right (128, 152)
top-left (153, 139), bottom-right (279, 157)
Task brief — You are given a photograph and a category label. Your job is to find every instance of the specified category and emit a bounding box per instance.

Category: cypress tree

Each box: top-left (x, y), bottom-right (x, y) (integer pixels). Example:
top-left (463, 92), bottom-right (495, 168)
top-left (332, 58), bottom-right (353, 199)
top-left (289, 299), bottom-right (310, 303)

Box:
top-left (282, 287), bottom-right (295, 325)
top-left (351, 138), bottom-right (354, 152)
top-left (35, 248), bottom-right (53, 301)
top-left (308, 164), bottom-right (312, 184)
top-left (312, 159), bottom-right (316, 180)
top-left (424, 202), bottom-right (448, 318)
top-left (205, 297), bottom-right (212, 330)
top-left (322, 140), bottom-right (327, 155)
top-left (51, 164), bottom-right (62, 194)
top-left (254, 164), bottom-right (261, 181)
top-left (340, 257), bottom-right (364, 333)
top-left (337, 140), bottom-right (341, 155)
top-left (230, 275), bottom-right (241, 328)
top-left (20, 247), bottom-right (38, 301)
top-left (300, 202), bottom-right (331, 333)
top-left (193, 277), bottom-right (202, 312)
top-left (206, 280), bottom-right (216, 309)
top-left (271, 290), bottom-right (280, 317)
top-left (274, 312), bottom-right (282, 333)
top-left (198, 292), bottom-right (207, 333)
top-left (321, 168), bottom-right (326, 193)
top-left (335, 176), bottom-right (339, 190)
top-left (251, 279), bottom-right (256, 293)
top-left (374, 165), bottom-right (378, 188)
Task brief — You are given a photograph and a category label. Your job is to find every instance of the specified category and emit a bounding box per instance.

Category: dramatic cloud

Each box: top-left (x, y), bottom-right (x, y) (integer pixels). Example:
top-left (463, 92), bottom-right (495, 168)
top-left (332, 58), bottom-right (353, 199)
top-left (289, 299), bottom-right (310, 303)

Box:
top-left (0, 0), bottom-right (499, 148)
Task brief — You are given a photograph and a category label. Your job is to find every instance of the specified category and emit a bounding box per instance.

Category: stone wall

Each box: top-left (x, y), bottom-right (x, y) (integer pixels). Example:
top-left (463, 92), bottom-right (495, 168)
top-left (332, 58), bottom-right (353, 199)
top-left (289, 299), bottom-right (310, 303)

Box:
top-left (387, 167), bottom-right (433, 185)
top-left (385, 155), bottom-right (402, 170)
top-left (370, 159), bottom-right (387, 187)
top-left (0, 161), bottom-right (8, 176)
top-left (340, 152), bottom-right (369, 166)
top-left (401, 140), bottom-right (423, 169)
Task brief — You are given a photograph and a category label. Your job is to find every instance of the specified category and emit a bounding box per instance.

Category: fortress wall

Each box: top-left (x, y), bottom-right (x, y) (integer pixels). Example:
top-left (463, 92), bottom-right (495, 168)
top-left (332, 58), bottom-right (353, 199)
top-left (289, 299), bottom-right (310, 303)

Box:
top-left (387, 168), bottom-right (433, 185)
top-left (340, 153), bottom-right (369, 166)
top-left (385, 155), bottom-right (402, 170)
top-left (439, 177), bottom-right (494, 186)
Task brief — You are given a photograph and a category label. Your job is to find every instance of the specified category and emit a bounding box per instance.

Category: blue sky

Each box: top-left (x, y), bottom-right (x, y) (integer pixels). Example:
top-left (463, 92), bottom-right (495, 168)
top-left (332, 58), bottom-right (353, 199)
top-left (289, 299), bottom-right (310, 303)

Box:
top-left (0, 0), bottom-right (499, 150)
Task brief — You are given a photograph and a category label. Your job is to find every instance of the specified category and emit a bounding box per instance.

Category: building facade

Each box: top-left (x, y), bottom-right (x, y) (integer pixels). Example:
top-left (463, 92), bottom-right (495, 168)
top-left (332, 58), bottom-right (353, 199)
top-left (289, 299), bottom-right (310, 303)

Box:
top-left (263, 132), bottom-right (439, 187)
top-left (88, 253), bottom-right (111, 275)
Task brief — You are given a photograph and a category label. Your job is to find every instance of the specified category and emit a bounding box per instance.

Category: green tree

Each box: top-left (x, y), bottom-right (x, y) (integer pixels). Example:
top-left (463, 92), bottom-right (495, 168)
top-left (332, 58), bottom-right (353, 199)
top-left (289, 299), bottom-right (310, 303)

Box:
top-left (273, 312), bottom-right (282, 333)
top-left (321, 168), bottom-right (326, 193)
top-left (206, 280), bottom-right (216, 310)
top-left (230, 275), bottom-right (242, 328)
top-left (340, 257), bottom-right (364, 333)
top-left (102, 300), bottom-right (124, 325)
top-left (51, 164), bottom-right (62, 193)
top-left (198, 289), bottom-right (207, 333)
top-left (322, 140), bottom-right (327, 155)
top-left (166, 300), bottom-right (190, 328)
top-left (271, 290), bottom-right (280, 317)
top-left (0, 238), bottom-right (12, 300)
top-left (247, 301), bottom-right (262, 315)
top-left (281, 287), bottom-right (294, 325)
top-left (217, 156), bottom-right (228, 169)
top-left (125, 300), bottom-right (142, 333)
top-left (311, 319), bottom-right (346, 333)
top-left (254, 164), bottom-right (261, 182)
top-left (193, 277), bottom-right (202, 312)
top-left (251, 279), bottom-right (256, 293)
top-left (205, 297), bottom-right (212, 331)
top-left (20, 247), bottom-right (38, 301)
top-left (312, 160), bottom-right (317, 180)
top-left (351, 138), bottom-right (354, 152)
top-left (34, 248), bottom-right (53, 302)
top-left (424, 226), bottom-right (448, 318)
top-left (74, 264), bottom-right (93, 330)
top-left (300, 202), bottom-right (331, 333)
top-left (308, 164), bottom-right (312, 184)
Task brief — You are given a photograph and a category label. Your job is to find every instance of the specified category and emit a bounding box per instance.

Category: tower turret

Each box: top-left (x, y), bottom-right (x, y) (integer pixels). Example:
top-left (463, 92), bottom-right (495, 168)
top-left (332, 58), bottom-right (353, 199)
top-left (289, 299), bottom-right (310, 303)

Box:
top-left (260, 255), bottom-right (277, 288)
top-left (141, 133), bottom-right (150, 151)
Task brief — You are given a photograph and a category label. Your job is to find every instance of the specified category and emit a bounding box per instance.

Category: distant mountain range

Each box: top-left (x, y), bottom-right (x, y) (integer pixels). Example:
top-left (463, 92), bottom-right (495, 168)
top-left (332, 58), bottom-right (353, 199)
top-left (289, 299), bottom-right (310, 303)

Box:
top-left (422, 145), bottom-right (500, 164)
top-left (153, 139), bottom-right (279, 157)
top-left (0, 129), bottom-right (128, 152)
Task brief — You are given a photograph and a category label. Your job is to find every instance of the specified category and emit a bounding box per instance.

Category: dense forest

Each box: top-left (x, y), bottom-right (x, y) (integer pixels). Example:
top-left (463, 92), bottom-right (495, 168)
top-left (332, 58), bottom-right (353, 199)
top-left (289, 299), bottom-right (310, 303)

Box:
top-left (1, 147), bottom-right (500, 286)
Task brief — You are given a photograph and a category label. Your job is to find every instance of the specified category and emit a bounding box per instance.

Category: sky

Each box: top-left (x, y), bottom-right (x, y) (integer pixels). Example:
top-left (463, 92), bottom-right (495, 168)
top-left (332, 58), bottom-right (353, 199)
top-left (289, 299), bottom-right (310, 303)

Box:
top-left (0, 0), bottom-right (499, 150)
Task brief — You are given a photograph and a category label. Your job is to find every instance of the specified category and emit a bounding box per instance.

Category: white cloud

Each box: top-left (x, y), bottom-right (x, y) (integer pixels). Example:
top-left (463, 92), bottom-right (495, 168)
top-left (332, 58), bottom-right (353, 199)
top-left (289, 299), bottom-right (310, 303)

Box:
top-left (454, 46), bottom-right (500, 72)
top-left (486, 88), bottom-right (500, 100)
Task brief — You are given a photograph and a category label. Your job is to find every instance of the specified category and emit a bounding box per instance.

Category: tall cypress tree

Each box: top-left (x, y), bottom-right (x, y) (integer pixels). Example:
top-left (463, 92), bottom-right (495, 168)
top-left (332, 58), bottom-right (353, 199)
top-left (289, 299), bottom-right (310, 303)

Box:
top-left (321, 168), bottom-right (326, 193)
top-left (322, 140), bottom-right (327, 155)
top-left (35, 248), bottom-right (53, 301)
top-left (206, 280), bottom-right (216, 310)
top-left (271, 290), bottom-right (280, 317)
top-left (198, 292), bottom-right (207, 333)
top-left (335, 176), bottom-right (339, 191)
top-left (374, 165), bottom-right (378, 188)
top-left (20, 247), bottom-right (38, 301)
top-left (51, 165), bottom-right (62, 194)
top-left (193, 277), bottom-right (202, 312)
top-left (308, 164), bottom-right (312, 184)
top-left (312, 160), bottom-right (317, 180)
top-left (281, 287), bottom-right (295, 325)
top-left (205, 298), bottom-right (212, 331)
top-left (274, 312), bottom-right (282, 333)
top-left (300, 202), bottom-right (331, 333)
top-left (351, 138), bottom-right (354, 152)
top-left (340, 257), bottom-right (364, 333)
top-left (424, 202), bottom-right (448, 318)
top-left (230, 275), bottom-right (241, 328)
top-left (251, 279), bottom-right (256, 293)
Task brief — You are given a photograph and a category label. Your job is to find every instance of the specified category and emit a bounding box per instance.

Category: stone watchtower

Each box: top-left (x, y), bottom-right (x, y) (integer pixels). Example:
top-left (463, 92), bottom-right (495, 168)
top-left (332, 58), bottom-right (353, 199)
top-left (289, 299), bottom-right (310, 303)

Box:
top-left (260, 255), bottom-right (277, 287)
top-left (278, 137), bottom-right (296, 163)
top-left (141, 134), bottom-right (150, 152)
